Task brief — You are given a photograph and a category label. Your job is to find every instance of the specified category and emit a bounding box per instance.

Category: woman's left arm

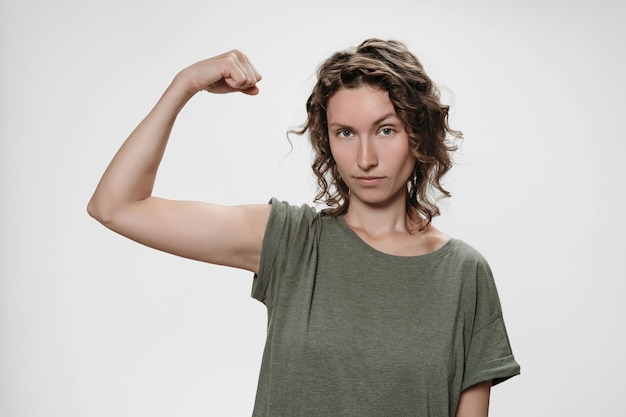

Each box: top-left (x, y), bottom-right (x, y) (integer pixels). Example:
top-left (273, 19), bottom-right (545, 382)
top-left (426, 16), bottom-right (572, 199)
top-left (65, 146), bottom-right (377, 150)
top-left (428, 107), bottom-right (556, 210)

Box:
top-left (455, 380), bottom-right (491, 417)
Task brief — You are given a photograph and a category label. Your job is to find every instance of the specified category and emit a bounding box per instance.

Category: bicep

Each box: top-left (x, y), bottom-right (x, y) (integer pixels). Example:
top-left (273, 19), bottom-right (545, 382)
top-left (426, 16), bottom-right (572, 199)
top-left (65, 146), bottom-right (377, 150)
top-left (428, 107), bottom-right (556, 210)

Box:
top-left (100, 197), bottom-right (271, 273)
top-left (455, 380), bottom-right (491, 417)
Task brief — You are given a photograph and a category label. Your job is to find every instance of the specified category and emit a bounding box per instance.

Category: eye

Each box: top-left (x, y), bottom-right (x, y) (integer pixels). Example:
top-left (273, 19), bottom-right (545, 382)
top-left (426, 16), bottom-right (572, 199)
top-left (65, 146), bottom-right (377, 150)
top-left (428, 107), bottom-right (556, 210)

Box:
top-left (379, 127), bottom-right (394, 136)
top-left (337, 129), bottom-right (353, 138)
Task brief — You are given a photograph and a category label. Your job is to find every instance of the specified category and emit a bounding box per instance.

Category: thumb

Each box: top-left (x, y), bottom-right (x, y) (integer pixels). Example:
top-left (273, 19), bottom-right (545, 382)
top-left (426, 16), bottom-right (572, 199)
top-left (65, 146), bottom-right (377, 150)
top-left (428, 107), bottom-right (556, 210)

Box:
top-left (240, 85), bottom-right (260, 95)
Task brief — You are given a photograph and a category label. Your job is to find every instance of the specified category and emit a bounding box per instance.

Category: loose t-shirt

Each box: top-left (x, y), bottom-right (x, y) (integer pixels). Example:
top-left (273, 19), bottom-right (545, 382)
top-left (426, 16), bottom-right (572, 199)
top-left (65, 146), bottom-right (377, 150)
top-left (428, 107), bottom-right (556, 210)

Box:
top-left (251, 199), bottom-right (520, 416)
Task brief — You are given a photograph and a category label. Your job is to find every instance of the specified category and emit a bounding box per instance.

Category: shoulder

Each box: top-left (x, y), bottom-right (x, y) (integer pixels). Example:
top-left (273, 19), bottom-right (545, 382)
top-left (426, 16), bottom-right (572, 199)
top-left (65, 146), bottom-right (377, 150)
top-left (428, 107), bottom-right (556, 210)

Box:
top-left (435, 238), bottom-right (497, 287)
top-left (267, 198), bottom-right (320, 226)
top-left (418, 224), bottom-right (452, 255)
top-left (264, 198), bottom-right (323, 245)
top-left (449, 240), bottom-right (503, 303)
top-left (449, 239), bottom-right (489, 263)
top-left (268, 197), bottom-right (318, 214)
top-left (422, 225), bottom-right (489, 266)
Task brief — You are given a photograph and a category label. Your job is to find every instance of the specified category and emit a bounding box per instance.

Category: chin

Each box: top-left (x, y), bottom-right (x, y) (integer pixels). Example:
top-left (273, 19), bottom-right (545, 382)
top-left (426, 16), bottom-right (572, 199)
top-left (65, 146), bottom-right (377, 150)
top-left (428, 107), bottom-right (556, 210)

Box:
top-left (353, 195), bottom-right (399, 208)
top-left (351, 188), bottom-right (406, 207)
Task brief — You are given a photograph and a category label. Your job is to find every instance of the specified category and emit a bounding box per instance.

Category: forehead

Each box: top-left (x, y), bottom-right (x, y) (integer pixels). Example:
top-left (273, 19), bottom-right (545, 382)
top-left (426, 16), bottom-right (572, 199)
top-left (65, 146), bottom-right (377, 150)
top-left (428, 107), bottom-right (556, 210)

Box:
top-left (326, 85), bottom-right (397, 123)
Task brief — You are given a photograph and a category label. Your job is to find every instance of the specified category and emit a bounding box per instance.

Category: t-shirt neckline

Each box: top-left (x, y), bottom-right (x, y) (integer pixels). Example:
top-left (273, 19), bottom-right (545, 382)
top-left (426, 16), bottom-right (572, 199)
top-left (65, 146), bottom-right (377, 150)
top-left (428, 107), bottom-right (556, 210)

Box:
top-left (333, 215), bottom-right (457, 263)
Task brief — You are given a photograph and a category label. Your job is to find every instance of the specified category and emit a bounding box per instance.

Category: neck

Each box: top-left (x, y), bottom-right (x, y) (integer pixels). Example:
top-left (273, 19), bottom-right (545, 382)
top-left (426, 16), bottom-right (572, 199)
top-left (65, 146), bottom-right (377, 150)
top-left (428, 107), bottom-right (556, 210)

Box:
top-left (343, 198), bottom-right (421, 237)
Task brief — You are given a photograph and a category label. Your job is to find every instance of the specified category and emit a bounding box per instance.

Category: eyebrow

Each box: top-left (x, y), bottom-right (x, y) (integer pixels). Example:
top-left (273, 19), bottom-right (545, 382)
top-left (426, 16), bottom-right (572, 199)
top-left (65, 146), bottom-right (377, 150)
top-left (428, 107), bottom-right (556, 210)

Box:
top-left (328, 113), bottom-right (399, 129)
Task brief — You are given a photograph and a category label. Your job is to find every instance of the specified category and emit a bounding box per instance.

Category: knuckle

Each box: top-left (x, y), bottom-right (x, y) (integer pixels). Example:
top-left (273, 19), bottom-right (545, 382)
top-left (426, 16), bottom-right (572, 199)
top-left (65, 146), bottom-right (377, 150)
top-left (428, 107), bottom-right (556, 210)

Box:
top-left (228, 49), bottom-right (242, 60)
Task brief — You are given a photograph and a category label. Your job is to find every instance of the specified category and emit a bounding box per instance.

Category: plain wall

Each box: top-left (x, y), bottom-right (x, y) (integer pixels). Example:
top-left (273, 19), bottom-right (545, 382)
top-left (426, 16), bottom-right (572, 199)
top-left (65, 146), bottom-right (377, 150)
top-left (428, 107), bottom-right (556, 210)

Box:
top-left (1, 0), bottom-right (625, 415)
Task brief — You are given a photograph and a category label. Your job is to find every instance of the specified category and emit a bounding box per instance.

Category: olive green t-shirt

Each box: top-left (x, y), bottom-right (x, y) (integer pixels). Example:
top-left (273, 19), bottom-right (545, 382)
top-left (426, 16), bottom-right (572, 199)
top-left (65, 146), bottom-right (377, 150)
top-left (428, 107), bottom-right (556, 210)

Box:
top-left (251, 199), bottom-right (520, 416)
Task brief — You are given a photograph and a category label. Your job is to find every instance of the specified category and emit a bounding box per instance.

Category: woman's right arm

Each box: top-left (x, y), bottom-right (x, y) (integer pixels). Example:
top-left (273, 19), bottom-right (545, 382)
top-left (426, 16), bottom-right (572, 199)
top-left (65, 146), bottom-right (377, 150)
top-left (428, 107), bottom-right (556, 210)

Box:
top-left (87, 50), bottom-right (271, 274)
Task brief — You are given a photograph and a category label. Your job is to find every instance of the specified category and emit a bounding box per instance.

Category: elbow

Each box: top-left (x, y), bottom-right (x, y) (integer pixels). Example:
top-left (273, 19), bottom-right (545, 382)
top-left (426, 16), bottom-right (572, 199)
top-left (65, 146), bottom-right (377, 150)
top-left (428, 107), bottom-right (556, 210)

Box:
top-left (86, 198), bottom-right (99, 221)
top-left (87, 193), bottom-right (144, 228)
top-left (87, 195), bottom-right (113, 225)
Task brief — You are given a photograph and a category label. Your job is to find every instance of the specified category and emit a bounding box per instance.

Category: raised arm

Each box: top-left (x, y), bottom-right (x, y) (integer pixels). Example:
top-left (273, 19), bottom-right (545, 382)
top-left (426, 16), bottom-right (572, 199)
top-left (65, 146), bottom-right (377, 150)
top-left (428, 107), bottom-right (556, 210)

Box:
top-left (87, 50), bottom-right (270, 273)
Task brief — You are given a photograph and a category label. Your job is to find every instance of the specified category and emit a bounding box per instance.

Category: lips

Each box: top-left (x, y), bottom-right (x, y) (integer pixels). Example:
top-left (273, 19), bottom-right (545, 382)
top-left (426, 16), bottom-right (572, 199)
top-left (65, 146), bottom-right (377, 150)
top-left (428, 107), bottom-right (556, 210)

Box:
top-left (354, 176), bottom-right (385, 186)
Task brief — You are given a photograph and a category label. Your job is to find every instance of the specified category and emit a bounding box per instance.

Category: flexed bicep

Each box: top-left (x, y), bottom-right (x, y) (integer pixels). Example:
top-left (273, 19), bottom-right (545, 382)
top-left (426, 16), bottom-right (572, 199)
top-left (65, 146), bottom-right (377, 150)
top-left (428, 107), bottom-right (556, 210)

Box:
top-left (88, 50), bottom-right (268, 273)
top-left (100, 199), bottom-right (271, 273)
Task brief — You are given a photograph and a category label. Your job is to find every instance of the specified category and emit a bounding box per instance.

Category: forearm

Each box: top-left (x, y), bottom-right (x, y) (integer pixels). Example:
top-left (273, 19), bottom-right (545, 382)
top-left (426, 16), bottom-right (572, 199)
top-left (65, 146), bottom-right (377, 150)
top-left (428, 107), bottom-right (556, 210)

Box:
top-left (455, 380), bottom-right (491, 417)
top-left (88, 72), bottom-right (195, 223)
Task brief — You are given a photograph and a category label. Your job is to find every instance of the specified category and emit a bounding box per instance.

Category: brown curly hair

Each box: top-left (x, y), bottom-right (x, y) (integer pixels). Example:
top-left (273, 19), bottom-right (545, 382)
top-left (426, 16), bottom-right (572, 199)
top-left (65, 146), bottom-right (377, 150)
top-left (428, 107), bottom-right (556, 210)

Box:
top-left (293, 38), bottom-right (462, 230)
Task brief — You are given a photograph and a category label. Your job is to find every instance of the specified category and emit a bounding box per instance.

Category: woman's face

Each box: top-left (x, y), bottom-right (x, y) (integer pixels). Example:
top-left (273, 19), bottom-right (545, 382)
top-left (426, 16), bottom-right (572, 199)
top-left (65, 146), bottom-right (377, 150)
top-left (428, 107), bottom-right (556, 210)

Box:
top-left (327, 84), bottom-right (415, 210)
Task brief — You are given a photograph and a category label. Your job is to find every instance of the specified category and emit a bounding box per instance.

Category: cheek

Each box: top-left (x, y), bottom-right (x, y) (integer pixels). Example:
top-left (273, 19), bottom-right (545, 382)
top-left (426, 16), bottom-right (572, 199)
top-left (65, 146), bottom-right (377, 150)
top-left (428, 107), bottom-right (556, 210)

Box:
top-left (329, 141), bottom-right (347, 169)
top-left (333, 157), bottom-right (349, 178)
top-left (398, 148), bottom-right (417, 179)
top-left (403, 160), bottom-right (417, 181)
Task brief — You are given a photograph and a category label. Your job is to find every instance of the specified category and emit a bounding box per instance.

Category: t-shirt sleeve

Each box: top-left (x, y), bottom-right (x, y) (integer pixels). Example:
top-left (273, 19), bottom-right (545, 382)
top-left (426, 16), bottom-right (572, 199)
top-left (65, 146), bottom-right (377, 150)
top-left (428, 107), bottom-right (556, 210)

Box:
top-left (462, 258), bottom-right (521, 391)
top-left (251, 198), bottom-right (318, 306)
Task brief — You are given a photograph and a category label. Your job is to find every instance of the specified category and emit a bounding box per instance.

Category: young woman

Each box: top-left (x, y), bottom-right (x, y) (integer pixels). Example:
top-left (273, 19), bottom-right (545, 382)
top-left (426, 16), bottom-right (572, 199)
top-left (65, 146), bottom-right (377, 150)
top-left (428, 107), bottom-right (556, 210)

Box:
top-left (88, 38), bottom-right (520, 417)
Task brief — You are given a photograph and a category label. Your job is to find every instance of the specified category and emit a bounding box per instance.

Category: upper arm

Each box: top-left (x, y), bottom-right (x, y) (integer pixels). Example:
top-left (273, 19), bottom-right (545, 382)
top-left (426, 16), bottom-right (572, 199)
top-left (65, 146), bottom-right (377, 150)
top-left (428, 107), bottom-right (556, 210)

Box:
top-left (92, 197), bottom-right (271, 273)
top-left (455, 380), bottom-right (491, 417)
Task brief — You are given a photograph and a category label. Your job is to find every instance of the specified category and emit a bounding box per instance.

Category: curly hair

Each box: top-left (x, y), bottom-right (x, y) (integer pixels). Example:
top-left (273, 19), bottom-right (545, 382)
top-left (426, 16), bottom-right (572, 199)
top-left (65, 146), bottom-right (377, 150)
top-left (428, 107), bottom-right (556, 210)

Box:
top-left (293, 38), bottom-right (462, 230)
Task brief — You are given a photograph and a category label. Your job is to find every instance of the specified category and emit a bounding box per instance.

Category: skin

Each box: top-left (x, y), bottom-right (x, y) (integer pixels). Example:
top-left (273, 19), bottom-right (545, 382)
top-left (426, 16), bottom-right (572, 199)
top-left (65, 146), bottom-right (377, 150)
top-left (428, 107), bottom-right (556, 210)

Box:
top-left (88, 50), bottom-right (491, 415)
top-left (327, 84), bottom-right (449, 256)
top-left (328, 86), bottom-right (416, 216)
top-left (88, 51), bottom-right (271, 273)
top-left (456, 380), bottom-right (492, 417)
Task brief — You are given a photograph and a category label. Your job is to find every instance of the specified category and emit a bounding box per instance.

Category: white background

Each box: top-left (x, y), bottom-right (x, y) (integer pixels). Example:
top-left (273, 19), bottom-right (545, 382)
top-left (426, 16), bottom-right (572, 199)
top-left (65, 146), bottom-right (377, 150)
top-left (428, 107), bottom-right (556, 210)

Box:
top-left (1, 0), bottom-right (625, 416)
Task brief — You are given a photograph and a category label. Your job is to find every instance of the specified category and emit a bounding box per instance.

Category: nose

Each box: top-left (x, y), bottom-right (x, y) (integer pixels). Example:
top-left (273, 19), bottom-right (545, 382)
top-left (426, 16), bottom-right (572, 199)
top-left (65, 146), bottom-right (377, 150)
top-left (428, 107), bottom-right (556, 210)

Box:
top-left (357, 138), bottom-right (378, 171)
